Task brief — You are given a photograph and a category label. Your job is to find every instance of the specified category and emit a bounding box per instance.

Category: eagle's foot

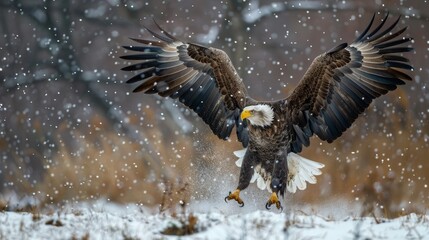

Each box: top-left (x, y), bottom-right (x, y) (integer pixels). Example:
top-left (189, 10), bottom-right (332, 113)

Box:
top-left (265, 192), bottom-right (283, 211)
top-left (224, 189), bottom-right (244, 207)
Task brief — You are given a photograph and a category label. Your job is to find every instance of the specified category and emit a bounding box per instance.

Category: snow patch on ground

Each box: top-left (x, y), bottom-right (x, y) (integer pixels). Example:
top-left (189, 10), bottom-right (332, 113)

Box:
top-left (0, 200), bottom-right (428, 240)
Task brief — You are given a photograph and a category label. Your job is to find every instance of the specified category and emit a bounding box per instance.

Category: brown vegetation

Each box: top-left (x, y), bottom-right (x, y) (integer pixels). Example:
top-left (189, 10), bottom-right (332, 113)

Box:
top-left (161, 213), bottom-right (199, 236)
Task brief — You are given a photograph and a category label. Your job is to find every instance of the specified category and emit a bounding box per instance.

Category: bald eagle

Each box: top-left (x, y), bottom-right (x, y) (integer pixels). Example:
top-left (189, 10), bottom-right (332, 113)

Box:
top-left (121, 13), bottom-right (413, 210)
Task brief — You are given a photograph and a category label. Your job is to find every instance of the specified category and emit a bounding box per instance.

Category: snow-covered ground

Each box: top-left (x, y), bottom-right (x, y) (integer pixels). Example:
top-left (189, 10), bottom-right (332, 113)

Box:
top-left (0, 200), bottom-right (428, 240)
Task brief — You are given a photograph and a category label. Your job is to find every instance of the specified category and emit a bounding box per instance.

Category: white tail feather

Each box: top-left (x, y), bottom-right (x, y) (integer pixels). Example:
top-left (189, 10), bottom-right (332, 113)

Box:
top-left (234, 149), bottom-right (246, 167)
top-left (287, 152), bottom-right (324, 193)
top-left (257, 176), bottom-right (267, 190)
top-left (233, 148), bottom-right (324, 193)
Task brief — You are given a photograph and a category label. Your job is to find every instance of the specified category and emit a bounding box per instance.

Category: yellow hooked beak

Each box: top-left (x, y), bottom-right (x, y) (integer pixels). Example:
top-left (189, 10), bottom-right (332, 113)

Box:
top-left (240, 110), bottom-right (252, 120)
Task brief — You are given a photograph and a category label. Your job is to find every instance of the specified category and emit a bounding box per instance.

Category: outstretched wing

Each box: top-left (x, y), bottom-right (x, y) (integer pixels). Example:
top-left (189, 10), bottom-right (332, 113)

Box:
top-left (285, 13), bottom-right (413, 153)
top-left (121, 23), bottom-right (249, 146)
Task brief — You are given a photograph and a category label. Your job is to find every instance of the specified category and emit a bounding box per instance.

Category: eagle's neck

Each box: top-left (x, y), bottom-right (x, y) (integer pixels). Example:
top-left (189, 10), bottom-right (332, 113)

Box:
top-left (247, 104), bottom-right (274, 127)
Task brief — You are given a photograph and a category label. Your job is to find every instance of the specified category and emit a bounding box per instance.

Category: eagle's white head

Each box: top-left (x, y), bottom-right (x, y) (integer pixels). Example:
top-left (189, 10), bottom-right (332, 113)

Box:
top-left (240, 104), bottom-right (274, 127)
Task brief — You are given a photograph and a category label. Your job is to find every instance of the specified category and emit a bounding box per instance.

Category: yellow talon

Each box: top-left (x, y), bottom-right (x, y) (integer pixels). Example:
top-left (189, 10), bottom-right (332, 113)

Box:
top-left (224, 189), bottom-right (244, 207)
top-left (265, 192), bottom-right (283, 211)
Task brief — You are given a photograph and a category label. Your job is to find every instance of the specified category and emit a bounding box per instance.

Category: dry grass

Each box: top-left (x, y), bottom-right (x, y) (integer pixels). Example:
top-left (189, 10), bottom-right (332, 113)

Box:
top-left (159, 180), bottom-right (190, 213)
top-left (161, 213), bottom-right (199, 236)
top-left (1, 104), bottom-right (428, 218)
top-left (30, 134), bottom-right (159, 206)
top-left (45, 219), bottom-right (64, 227)
top-left (1, 110), bottom-right (195, 211)
top-left (0, 199), bottom-right (6, 212)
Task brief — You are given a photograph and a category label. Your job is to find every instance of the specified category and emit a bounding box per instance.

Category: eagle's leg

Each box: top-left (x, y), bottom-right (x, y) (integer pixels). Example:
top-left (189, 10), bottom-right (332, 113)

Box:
top-left (224, 189), bottom-right (244, 207)
top-left (265, 192), bottom-right (282, 210)
top-left (266, 151), bottom-right (288, 211)
top-left (225, 150), bottom-right (257, 207)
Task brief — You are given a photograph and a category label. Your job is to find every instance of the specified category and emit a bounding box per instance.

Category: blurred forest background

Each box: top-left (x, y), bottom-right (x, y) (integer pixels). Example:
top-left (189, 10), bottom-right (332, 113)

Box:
top-left (0, 0), bottom-right (428, 218)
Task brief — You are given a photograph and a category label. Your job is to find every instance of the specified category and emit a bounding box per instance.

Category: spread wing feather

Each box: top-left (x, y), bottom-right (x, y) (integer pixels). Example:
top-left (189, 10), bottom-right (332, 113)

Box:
top-left (121, 23), bottom-right (249, 146)
top-left (286, 13), bottom-right (413, 153)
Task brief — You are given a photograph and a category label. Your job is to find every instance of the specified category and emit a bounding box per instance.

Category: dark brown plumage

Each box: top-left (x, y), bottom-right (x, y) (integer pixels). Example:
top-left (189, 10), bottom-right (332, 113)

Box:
top-left (121, 25), bottom-right (250, 144)
top-left (121, 13), bottom-right (413, 210)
